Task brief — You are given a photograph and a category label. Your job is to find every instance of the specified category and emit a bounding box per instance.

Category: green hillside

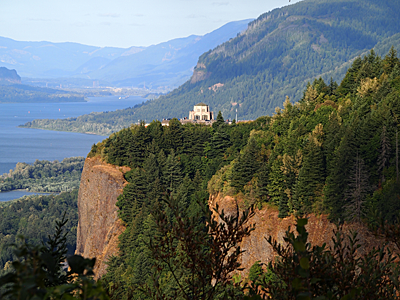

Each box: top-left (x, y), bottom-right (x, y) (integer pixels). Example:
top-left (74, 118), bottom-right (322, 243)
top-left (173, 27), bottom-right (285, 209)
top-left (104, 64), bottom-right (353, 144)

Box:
top-left (2, 48), bottom-right (400, 299)
top-left (132, 0), bottom-right (400, 121)
top-left (22, 0), bottom-right (400, 132)
top-left (86, 49), bottom-right (400, 299)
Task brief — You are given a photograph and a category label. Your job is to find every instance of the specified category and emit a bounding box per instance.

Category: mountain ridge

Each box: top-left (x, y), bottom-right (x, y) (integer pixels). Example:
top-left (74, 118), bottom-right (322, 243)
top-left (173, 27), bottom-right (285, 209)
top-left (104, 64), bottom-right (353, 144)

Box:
top-left (126, 0), bottom-right (400, 121)
top-left (0, 20), bottom-right (251, 90)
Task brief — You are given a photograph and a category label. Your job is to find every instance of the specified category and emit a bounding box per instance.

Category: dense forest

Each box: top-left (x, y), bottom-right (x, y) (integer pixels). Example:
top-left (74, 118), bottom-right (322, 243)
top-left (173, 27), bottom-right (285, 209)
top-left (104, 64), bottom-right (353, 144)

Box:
top-left (0, 157), bottom-right (85, 193)
top-left (0, 190), bottom-right (78, 273)
top-left (1, 49), bottom-right (400, 299)
top-left (67, 48), bottom-right (400, 299)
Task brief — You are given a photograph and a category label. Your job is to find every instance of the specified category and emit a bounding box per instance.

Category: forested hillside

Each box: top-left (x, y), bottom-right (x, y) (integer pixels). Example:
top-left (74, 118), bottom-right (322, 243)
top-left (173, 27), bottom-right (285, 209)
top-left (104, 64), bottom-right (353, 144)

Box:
top-left (0, 83), bottom-right (85, 103)
top-left (0, 190), bottom-right (78, 273)
top-left (83, 48), bottom-right (400, 299)
top-left (131, 0), bottom-right (400, 121)
top-left (23, 0), bottom-right (400, 133)
top-left (0, 157), bottom-right (85, 193)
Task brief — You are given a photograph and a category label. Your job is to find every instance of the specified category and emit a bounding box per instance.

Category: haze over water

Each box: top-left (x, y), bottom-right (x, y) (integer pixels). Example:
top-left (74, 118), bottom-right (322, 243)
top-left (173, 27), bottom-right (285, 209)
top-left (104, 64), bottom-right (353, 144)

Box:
top-left (0, 95), bottom-right (144, 175)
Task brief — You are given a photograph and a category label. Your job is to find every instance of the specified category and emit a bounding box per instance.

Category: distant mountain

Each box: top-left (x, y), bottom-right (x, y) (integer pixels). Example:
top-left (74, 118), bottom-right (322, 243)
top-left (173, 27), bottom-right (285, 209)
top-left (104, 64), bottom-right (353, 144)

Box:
top-left (0, 20), bottom-right (251, 90)
top-left (85, 20), bottom-right (252, 89)
top-left (0, 67), bottom-right (21, 83)
top-left (124, 0), bottom-right (400, 121)
top-left (0, 37), bottom-right (129, 77)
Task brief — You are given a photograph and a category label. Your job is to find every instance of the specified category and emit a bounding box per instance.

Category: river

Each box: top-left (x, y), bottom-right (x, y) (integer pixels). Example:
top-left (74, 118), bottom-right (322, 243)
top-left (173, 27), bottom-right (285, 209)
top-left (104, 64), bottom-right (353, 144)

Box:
top-left (0, 95), bottom-right (144, 201)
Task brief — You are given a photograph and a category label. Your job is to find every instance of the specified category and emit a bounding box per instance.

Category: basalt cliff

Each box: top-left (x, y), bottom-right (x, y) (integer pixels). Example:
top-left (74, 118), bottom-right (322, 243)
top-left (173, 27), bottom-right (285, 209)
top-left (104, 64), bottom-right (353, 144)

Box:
top-left (209, 193), bottom-right (387, 276)
top-left (75, 156), bottom-right (130, 279)
top-left (76, 159), bottom-right (385, 279)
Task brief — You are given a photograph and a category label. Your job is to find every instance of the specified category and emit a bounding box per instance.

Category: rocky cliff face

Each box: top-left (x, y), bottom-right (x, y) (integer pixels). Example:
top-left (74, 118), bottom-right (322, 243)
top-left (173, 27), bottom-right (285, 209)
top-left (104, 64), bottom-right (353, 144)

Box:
top-left (76, 157), bottom-right (386, 280)
top-left (0, 67), bottom-right (21, 83)
top-left (75, 156), bottom-right (130, 279)
top-left (209, 193), bottom-right (386, 277)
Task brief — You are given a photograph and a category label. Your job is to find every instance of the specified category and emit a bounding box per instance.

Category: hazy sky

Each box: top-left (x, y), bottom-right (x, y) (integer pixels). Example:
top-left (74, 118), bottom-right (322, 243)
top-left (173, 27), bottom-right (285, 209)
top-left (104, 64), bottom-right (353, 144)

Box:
top-left (0, 0), bottom-right (303, 48)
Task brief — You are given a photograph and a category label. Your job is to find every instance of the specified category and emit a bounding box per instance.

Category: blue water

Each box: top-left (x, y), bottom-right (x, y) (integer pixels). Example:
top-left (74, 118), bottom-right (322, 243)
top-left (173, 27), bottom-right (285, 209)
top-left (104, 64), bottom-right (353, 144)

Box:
top-left (0, 95), bottom-right (144, 201)
top-left (0, 190), bottom-right (52, 202)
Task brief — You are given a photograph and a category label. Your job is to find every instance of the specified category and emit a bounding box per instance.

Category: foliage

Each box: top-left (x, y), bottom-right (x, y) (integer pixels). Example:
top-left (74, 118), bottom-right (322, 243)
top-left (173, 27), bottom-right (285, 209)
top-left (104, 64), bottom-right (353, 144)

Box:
top-left (20, 0), bottom-right (400, 134)
top-left (0, 190), bottom-right (78, 271)
top-left (207, 49), bottom-right (400, 222)
top-left (0, 213), bottom-right (108, 300)
top-left (145, 193), bottom-right (254, 300)
top-left (96, 117), bottom-right (263, 299)
top-left (244, 218), bottom-right (400, 300)
top-left (0, 157), bottom-right (85, 193)
top-left (0, 84), bottom-right (84, 103)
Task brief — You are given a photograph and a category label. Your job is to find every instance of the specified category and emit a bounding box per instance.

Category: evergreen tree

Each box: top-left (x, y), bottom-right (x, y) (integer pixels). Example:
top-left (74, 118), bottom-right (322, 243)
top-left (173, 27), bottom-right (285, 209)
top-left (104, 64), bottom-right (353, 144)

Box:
top-left (344, 154), bottom-right (370, 222)
top-left (383, 46), bottom-right (400, 74)
top-left (212, 111), bottom-right (225, 129)
top-left (293, 126), bottom-right (325, 214)
top-left (163, 150), bottom-right (182, 190)
top-left (231, 137), bottom-right (260, 191)
top-left (377, 125), bottom-right (391, 183)
top-left (267, 157), bottom-right (285, 207)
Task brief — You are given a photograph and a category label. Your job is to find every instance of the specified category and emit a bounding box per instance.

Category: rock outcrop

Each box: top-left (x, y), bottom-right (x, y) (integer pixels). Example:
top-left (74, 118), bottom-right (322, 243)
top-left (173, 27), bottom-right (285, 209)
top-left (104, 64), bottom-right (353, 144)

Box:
top-left (0, 67), bottom-right (21, 83)
top-left (75, 156), bottom-right (130, 279)
top-left (190, 63), bottom-right (211, 84)
top-left (209, 193), bottom-right (386, 277)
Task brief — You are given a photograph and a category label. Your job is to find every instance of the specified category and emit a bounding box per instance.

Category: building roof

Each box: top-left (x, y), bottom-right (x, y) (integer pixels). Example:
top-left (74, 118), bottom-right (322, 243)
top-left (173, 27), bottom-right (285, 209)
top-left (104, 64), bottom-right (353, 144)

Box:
top-left (194, 102), bottom-right (208, 107)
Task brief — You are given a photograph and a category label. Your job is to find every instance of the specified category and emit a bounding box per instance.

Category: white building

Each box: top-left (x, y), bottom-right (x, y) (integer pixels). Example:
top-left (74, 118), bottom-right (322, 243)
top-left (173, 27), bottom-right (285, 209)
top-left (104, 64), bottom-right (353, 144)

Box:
top-left (188, 103), bottom-right (214, 121)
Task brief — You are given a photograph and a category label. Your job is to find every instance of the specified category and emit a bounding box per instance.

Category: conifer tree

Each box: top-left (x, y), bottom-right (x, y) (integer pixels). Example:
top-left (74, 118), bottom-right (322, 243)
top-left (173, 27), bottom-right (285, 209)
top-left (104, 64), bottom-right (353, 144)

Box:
top-left (231, 137), bottom-right (260, 191)
top-left (163, 150), bottom-right (182, 190)
top-left (212, 111), bottom-right (225, 129)
top-left (383, 46), bottom-right (400, 74)
top-left (267, 157), bottom-right (285, 207)
top-left (344, 154), bottom-right (370, 222)
top-left (278, 189), bottom-right (290, 218)
top-left (377, 125), bottom-right (391, 183)
top-left (293, 125), bottom-right (325, 214)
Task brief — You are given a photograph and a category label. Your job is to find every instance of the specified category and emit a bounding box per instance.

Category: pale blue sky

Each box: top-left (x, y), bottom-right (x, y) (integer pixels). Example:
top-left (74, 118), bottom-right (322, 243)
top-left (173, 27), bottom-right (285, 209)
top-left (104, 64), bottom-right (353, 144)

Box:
top-left (0, 0), bottom-right (303, 48)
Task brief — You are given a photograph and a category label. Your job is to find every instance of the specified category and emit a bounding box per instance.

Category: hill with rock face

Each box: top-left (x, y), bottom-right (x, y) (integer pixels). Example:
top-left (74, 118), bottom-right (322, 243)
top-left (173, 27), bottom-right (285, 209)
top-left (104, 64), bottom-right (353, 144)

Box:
top-left (123, 0), bottom-right (400, 121)
top-left (0, 67), bottom-right (20, 84)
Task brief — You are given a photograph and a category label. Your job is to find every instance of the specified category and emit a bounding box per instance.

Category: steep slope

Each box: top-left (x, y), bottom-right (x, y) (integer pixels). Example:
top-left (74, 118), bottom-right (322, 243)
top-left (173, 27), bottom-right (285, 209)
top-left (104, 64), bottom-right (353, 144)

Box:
top-left (75, 48), bottom-right (400, 297)
top-left (0, 67), bottom-right (20, 83)
top-left (75, 156), bottom-right (130, 279)
top-left (209, 193), bottom-right (387, 276)
top-left (127, 0), bottom-right (400, 121)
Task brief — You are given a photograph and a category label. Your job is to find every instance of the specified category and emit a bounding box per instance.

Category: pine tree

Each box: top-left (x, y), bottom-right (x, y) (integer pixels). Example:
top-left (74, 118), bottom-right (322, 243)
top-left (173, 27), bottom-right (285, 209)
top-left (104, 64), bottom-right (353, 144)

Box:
top-left (383, 46), bottom-right (400, 75)
top-left (344, 154), bottom-right (369, 223)
top-left (212, 111), bottom-right (225, 129)
top-left (293, 126), bottom-right (325, 214)
top-left (377, 125), bottom-right (391, 183)
top-left (163, 150), bottom-right (182, 191)
top-left (324, 127), bottom-right (355, 220)
top-left (278, 189), bottom-right (290, 218)
top-left (231, 137), bottom-right (260, 191)
top-left (257, 162), bottom-right (269, 202)
top-left (268, 157), bottom-right (285, 207)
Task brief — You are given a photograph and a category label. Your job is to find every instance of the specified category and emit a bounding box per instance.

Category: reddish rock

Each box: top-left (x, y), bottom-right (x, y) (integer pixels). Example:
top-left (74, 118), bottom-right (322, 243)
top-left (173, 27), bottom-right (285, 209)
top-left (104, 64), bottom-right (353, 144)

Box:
top-left (75, 156), bottom-right (130, 279)
top-left (209, 193), bottom-right (388, 277)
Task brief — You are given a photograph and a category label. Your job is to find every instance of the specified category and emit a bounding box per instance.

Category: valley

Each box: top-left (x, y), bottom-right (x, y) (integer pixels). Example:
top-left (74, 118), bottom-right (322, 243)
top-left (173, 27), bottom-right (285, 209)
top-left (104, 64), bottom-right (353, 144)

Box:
top-left (1, 0), bottom-right (400, 299)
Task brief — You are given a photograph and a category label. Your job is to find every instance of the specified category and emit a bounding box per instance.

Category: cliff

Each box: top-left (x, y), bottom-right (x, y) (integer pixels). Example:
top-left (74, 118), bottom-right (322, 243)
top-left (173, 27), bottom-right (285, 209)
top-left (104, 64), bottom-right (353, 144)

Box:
top-left (209, 193), bottom-right (387, 277)
top-left (75, 156), bottom-right (130, 279)
top-left (75, 157), bottom-right (387, 280)
top-left (0, 67), bottom-right (21, 84)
